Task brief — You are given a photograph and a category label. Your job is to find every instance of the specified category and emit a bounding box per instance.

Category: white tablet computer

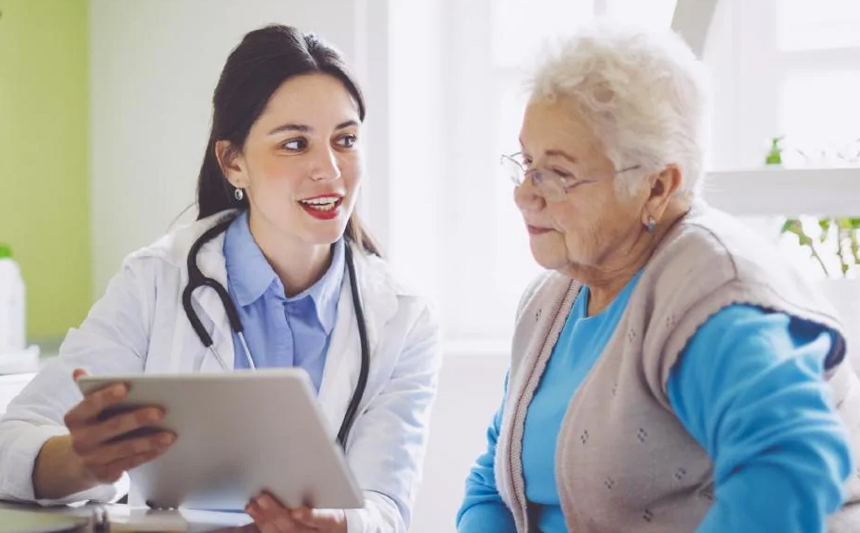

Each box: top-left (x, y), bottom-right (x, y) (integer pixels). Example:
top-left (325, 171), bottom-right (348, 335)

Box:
top-left (76, 369), bottom-right (363, 511)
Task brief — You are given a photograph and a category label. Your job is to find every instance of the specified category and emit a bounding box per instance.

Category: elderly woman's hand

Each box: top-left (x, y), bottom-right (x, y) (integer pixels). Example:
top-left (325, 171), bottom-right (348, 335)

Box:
top-left (245, 492), bottom-right (347, 533)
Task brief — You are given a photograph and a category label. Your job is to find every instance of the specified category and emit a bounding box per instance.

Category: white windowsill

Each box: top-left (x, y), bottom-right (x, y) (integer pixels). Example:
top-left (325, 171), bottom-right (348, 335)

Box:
top-left (703, 166), bottom-right (860, 217)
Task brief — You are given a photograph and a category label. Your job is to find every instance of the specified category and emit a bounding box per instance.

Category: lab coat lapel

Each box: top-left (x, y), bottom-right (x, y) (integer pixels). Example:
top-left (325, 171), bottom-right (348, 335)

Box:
top-left (316, 251), bottom-right (399, 436)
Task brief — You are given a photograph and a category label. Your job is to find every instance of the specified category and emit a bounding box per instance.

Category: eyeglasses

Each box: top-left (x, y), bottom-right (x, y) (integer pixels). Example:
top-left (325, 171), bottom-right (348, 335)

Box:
top-left (500, 152), bottom-right (641, 201)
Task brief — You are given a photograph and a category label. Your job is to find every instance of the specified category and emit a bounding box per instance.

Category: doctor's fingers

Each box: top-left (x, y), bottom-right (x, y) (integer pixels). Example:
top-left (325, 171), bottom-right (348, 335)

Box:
top-left (246, 501), bottom-right (309, 533)
top-left (78, 430), bottom-right (175, 468)
top-left (249, 513), bottom-right (308, 533)
top-left (257, 519), bottom-right (309, 533)
top-left (85, 447), bottom-right (165, 484)
top-left (64, 383), bottom-right (130, 426)
top-left (289, 508), bottom-right (344, 530)
top-left (68, 407), bottom-right (167, 452)
top-left (75, 433), bottom-right (175, 484)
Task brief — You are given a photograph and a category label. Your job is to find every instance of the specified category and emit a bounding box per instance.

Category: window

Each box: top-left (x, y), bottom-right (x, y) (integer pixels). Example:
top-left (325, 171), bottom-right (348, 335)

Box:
top-left (706, 0), bottom-right (860, 279)
top-left (490, 0), bottom-right (594, 70)
top-left (386, 0), bottom-right (860, 347)
top-left (709, 0), bottom-right (860, 169)
top-left (778, 0), bottom-right (860, 52)
top-left (780, 71), bottom-right (860, 163)
top-left (605, 0), bottom-right (678, 28)
top-left (776, 0), bottom-right (860, 165)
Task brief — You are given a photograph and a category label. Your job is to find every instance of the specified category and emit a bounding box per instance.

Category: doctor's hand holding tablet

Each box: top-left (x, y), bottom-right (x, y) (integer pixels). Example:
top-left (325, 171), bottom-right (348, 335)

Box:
top-left (64, 369), bottom-right (175, 487)
top-left (69, 367), bottom-right (365, 533)
top-left (0, 23), bottom-right (441, 533)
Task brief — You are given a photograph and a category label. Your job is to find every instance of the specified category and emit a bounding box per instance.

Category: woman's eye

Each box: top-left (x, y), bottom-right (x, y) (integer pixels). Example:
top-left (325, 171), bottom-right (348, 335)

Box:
top-left (281, 138), bottom-right (308, 151)
top-left (553, 167), bottom-right (573, 178)
top-left (336, 134), bottom-right (358, 148)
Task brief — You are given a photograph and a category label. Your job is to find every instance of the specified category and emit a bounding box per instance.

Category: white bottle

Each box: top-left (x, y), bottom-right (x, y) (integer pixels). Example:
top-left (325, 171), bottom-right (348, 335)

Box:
top-left (0, 245), bottom-right (26, 355)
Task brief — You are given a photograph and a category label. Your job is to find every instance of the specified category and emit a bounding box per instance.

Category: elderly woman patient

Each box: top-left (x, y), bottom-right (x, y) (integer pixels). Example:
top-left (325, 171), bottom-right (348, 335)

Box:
top-left (457, 23), bottom-right (860, 533)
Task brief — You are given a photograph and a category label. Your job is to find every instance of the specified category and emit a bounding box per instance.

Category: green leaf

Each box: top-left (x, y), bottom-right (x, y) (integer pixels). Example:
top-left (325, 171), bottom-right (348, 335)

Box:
top-left (819, 218), bottom-right (832, 243)
top-left (836, 229), bottom-right (849, 275)
top-left (851, 230), bottom-right (860, 264)
top-left (780, 219), bottom-right (797, 234)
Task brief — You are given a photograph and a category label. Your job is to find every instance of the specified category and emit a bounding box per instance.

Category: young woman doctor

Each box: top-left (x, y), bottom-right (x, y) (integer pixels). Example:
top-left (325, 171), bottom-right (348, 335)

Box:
top-left (0, 25), bottom-right (441, 533)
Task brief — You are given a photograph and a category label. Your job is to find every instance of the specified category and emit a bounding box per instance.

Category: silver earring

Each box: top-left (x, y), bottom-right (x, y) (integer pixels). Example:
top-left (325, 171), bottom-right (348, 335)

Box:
top-left (646, 216), bottom-right (656, 232)
top-left (234, 188), bottom-right (244, 201)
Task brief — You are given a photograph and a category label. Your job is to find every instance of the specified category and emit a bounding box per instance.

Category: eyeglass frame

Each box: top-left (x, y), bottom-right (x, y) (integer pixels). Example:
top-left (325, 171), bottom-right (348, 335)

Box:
top-left (500, 151), bottom-right (641, 200)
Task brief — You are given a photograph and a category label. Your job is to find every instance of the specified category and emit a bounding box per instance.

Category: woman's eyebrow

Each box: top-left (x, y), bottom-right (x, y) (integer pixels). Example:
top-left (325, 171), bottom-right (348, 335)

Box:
top-left (544, 149), bottom-right (578, 164)
top-left (335, 120), bottom-right (359, 130)
top-left (268, 123), bottom-right (312, 135)
top-left (268, 119), bottom-right (358, 136)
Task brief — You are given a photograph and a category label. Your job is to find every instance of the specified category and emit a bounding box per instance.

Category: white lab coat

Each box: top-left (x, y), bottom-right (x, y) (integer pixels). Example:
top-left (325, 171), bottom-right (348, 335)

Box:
top-left (0, 212), bottom-right (442, 533)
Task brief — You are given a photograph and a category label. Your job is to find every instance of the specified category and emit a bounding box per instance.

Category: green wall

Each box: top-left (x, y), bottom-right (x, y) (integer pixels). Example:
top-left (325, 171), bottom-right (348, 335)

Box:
top-left (0, 0), bottom-right (91, 340)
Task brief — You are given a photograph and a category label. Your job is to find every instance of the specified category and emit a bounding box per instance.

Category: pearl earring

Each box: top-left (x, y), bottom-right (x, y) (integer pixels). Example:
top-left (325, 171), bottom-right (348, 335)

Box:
top-left (234, 188), bottom-right (244, 201)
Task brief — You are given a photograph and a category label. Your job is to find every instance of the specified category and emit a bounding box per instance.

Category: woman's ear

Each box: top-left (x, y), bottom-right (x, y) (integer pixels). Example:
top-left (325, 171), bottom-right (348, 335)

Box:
top-left (215, 140), bottom-right (248, 189)
top-left (642, 164), bottom-right (683, 226)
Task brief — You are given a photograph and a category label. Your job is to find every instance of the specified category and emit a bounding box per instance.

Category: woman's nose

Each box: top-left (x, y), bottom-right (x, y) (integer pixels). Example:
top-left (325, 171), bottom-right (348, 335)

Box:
top-left (514, 177), bottom-right (545, 213)
top-left (310, 146), bottom-right (342, 181)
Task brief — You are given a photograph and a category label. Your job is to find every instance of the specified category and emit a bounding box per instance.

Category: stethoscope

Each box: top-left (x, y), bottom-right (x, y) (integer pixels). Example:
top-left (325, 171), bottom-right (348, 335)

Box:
top-left (180, 216), bottom-right (370, 448)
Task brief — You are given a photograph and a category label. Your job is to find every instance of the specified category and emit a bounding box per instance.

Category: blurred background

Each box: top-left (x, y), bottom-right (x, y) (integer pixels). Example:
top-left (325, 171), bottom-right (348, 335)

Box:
top-left (2, 0), bottom-right (860, 530)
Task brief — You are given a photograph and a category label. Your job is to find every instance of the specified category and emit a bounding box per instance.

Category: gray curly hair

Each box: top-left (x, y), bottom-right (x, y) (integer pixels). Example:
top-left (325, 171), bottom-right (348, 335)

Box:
top-left (527, 22), bottom-right (711, 197)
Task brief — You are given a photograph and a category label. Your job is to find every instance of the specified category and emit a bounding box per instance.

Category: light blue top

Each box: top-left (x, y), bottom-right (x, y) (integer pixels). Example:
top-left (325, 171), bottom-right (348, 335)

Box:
top-left (223, 211), bottom-right (344, 391)
top-left (520, 270), bottom-right (643, 531)
top-left (457, 275), bottom-right (852, 533)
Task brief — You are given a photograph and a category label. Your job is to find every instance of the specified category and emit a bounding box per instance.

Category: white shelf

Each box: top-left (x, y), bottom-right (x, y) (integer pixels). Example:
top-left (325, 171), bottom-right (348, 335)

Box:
top-left (703, 167), bottom-right (860, 217)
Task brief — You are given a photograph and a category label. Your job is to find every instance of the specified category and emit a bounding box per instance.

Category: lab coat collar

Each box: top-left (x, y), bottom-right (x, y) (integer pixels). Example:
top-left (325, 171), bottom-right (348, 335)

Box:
top-left (146, 211), bottom-right (403, 392)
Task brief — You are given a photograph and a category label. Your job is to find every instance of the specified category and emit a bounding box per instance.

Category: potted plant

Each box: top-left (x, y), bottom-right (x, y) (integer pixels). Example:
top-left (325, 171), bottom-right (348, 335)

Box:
top-left (781, 218), bottom-right (860, 372)
top-left (769, 137), bottom-right (860, 369)
top-left (781, 217), bottom-right (860, 278)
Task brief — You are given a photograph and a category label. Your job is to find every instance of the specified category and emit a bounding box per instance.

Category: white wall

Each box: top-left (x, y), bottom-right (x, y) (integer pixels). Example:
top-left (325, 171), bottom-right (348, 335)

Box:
top-left (89, 0), bottom-right (386, 295)
top-left (411, 353), bottom-right (509, 533)
top-left (384, 0), bottom-right (443, 305)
